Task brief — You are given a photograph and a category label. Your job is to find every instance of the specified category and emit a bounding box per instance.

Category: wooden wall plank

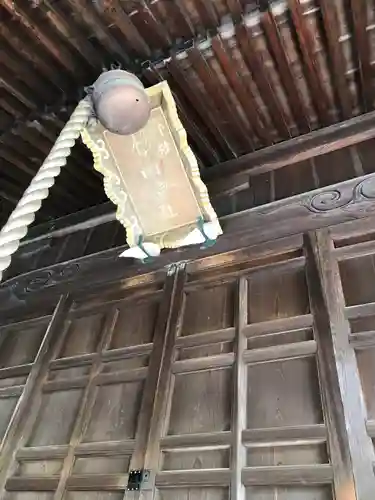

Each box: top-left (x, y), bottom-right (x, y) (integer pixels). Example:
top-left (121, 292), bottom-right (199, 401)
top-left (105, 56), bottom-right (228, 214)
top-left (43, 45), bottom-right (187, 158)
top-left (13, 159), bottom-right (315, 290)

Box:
top-left (231, 277), bottom-right (247, 500)
top-left (211, 35), bottom-right (269, 147)
top-left (235, 23), bottom-right (290, 140)
top-left (125, 263), bottom-right (186, 499)
top-left (319, 0), bottom-right (353, 119)
top-left (204, 109), bottom-right (375, 189)
top-left (304, 230), bottom-right (375, 499)
top-left (0, 294), bottom-right (71, 493)
top-left (260, 8), bottom-right (310, 133)
top-left (349, 0), bottom-right (373, 111)
top-left (53, 307), bottom-right (119, 500)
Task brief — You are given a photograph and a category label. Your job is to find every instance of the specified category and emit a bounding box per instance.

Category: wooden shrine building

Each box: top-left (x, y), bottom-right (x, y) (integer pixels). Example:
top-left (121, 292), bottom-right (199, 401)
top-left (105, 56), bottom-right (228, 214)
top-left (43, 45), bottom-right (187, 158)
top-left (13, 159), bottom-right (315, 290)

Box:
top-left (1, 1), bottom-right (375, 499)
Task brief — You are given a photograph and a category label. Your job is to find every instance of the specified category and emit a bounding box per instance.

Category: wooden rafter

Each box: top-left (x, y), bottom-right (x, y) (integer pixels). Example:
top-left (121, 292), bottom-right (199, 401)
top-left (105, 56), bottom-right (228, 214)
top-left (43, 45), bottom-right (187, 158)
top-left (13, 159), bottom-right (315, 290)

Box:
top-left (205, 109), bottom-right (375, 193)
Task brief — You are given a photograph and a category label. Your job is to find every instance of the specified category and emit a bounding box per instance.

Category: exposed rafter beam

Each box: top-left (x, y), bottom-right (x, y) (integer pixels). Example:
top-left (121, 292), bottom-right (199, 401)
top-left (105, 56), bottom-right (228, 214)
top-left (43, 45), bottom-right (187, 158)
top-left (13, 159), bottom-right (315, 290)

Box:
top-left (205, 109), bottom-right (375, 195)
top-left (0, 2), bottom-right (333, 143)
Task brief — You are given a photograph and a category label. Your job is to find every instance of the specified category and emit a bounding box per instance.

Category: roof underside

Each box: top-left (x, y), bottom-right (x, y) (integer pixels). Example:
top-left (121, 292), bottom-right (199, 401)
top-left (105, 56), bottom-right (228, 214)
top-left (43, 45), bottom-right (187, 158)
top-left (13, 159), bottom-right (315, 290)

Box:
top-left (1, 0), bottom-right (375, 227)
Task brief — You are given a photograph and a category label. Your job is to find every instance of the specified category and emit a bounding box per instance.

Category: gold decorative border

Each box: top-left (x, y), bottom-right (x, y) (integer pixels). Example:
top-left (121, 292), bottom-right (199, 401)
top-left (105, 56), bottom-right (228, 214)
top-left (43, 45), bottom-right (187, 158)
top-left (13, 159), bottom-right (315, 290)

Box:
top-left (152, 81), bottom-right (219, 225)
top-left (81, 128), bottom-right (138, 247)
top-left (82, 81), bottom-right (221, 250)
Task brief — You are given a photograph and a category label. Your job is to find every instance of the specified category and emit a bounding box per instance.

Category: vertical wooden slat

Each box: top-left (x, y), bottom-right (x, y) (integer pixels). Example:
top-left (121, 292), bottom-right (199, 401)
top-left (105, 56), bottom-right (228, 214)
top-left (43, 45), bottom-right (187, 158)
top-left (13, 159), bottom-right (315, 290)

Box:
top-left (101, 0), bottom-right (151, 57)
top-left (288, 0), bottom-right (332, 126)
top-left (319, 0), bottom-right (353, 119)
top-left (211, 35), bottom-right (271, 147)
top-left (188, 46), bottom-right (249, 154)
top-left (349, 0), bottom-right (373, 111)
top-left (210, 36), bottom-right (255, 151)
top-left (127, 265), bottom-right (176, 472)
top-left (53, 307), bottom-right (119, 500)
top-left (193, 0), bottom-right (219, 29)
top-left (139, 2), bottom-right (171, 48)
top-left (143, 263), bottom-right (186, 467)
top-left (236, 23), bottom-right (290, 139)
top-left (0, 294), bottom-right (71, 493)
top-left (168, 0), bottom-right (195, 38)
top-left (167, 57), bottom-right (235, 159)
top-left (304, 230), bottom-right (375, 500)
top-left (231, 277), bottom-right (248, 500)
top-left (225, 0), bottom-right (243, 21)
top-left (261, 8), bottom-right (310, 134)
top-left (126, 263), bottom-right (186, 498)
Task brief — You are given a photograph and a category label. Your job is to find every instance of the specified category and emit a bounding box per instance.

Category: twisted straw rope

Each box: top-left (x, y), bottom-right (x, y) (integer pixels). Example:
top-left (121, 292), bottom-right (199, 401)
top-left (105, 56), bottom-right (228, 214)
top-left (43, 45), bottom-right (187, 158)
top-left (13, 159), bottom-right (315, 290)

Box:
top-left (0, 98), bottom-right (92, 282)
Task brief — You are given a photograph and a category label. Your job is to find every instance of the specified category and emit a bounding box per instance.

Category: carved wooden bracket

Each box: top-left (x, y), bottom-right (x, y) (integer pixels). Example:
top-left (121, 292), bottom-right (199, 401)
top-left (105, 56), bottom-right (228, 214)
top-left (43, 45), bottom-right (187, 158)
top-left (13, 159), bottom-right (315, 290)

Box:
top-left (3, 172), bottom-right (375, 311)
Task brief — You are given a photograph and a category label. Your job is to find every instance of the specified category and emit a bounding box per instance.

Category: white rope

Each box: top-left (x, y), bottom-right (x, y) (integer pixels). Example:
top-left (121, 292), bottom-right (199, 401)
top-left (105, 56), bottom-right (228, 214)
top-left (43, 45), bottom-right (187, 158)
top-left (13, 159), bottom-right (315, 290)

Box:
top-left (0, 98), bottom-right (92, 282)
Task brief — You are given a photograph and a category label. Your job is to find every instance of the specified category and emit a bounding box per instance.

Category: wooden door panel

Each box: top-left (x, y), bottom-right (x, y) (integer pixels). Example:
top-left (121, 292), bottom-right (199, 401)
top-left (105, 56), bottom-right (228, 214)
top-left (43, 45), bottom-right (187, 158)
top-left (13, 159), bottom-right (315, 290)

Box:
top-left (247, 444), bottom-right (328, 467)
top-left (64, 494), bottom-right (123, 500)
top-left (2, 227), bottom-right (375, 499)
top-left (247, 358), bottom-right (323, 428)
top-left (356, 348), bottom-right (375, 419)
top-left (83, 381), bottom-right (144, 442)
top-left (16, 460), bottom-right (63, 476)
top-left (28, 390), bottom-right (84, 447)
top-left (168, 370), bottom-right (232, 435)
top-left (182, 282), bottom-right (235, 335)
top-left (339, 254), bottom-right (375, 306)
top-left (72, 456), bottom-right (130, 474)
top-left (0, 398), bottom-right (19, 440)
top-left (0, 321), bottom-right (47, 368)
top-left (57, 314), bottom-right (105, 359)
top-left (161, 449), bottom-right (229, 470)
top-left (0, 272), bottom-right (172, 499)
top-left (245, 486), bottom-right (333, 499)
top-left (247, 266), bottom-right (310, 323)
top-left (156, 489), bottom-right (229, 500)
top-left (109, 301), bottom-right (159, 349)
top-left (4, 493), bottom-right (54, 500)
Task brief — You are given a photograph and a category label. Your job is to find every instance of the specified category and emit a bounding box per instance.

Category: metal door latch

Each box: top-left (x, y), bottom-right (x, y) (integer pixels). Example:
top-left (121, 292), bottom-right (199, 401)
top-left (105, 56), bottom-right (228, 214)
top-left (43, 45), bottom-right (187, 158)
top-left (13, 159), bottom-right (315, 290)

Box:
top-left (127, 469), bottom-right (150, 491)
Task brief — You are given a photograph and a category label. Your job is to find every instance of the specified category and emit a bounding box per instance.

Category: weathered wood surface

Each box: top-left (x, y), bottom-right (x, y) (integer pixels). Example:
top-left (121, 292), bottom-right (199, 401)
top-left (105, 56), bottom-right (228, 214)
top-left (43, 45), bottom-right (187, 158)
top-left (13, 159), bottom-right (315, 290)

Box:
top-left (305, 230), bottom-right (375, 499)
top-left (205, 109), bottom-right (375, 193)
top-left (1, 219), bottom-right (375, 498)
top-left (3, 171), bottom-right (375, 313)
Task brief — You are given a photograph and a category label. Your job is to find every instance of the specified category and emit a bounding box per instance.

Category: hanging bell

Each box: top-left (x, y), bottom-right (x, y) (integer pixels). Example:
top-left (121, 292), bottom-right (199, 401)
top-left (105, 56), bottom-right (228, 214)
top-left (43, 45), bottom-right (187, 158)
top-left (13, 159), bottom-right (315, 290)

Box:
top-left (91, 69), bottom-right (151, 135)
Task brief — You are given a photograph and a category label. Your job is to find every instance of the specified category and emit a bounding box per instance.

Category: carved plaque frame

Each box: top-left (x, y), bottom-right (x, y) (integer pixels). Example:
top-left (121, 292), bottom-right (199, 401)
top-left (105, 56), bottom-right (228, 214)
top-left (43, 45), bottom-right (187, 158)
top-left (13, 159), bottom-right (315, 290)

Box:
top-left (81, 81), bottom-right (221, 250)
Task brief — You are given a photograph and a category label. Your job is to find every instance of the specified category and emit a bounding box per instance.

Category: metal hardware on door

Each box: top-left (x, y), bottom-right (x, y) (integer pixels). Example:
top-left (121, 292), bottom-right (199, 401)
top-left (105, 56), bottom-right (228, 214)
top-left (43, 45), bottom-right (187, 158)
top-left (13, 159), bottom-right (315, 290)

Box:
top-left (127, 469), bottom-right (150, 491)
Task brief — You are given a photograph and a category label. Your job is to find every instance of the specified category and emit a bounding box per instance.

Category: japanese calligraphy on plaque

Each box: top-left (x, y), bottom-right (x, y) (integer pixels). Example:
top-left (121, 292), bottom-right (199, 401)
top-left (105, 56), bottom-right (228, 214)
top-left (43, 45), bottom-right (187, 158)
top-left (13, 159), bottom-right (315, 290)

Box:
top-left (82, 81), bottom-right (221, 255)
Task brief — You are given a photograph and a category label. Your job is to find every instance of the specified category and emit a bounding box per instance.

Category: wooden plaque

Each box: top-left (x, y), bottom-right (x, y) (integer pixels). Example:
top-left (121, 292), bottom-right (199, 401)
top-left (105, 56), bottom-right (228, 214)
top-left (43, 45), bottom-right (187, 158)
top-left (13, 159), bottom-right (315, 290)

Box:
top-left (82, 81), bottom-right (220, 249)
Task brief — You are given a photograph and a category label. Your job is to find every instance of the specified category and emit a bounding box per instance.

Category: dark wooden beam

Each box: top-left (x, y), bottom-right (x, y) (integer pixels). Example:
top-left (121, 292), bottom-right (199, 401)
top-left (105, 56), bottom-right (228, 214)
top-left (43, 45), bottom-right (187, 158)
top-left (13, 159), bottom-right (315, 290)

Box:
top-left (319, 0), bottom-right (353, 119)
top-left (287, 0), bottom-right (332, 126)
top-left (193, 0), bottom-right (219, 29)
top-left (260, 8), bottom-right (310, 134)
top-left (211, 35), bottom-right (267, 147)
top-left (236, 23), bottom-right (290, 140)
top-left (100, 0), bottom-right (151, 57)
top-left (188, 47), bottom-right (248, 154)
top-left (167, 57), bottom-right (235, 159)
top-left (349, 0), bottom-right (373, 112)
top-left (205, 109), bottom-right (375, 195)
top-left (5, 170), bottom-right (375, 312)
top-left (304, 229), bottom-right (375, 499)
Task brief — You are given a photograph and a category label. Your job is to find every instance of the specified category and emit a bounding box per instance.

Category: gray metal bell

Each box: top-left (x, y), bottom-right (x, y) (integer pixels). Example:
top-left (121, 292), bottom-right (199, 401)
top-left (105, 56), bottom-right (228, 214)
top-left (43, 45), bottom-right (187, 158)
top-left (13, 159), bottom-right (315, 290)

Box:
top-left (91, 70), bottom-right (151, 135)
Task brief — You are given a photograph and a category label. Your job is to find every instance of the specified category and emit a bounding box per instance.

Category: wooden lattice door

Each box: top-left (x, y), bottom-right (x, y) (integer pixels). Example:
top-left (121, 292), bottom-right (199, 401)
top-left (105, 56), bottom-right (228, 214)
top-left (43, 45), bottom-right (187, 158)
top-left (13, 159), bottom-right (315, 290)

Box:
top-left (0, 228), bottom-right (375, 500)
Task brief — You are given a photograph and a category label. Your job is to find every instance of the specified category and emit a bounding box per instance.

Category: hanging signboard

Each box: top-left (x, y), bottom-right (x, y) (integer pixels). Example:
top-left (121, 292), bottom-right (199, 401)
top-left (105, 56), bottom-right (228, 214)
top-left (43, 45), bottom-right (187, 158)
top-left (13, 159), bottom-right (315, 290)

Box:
top-left (82, 81), bottom-right (221, 258)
